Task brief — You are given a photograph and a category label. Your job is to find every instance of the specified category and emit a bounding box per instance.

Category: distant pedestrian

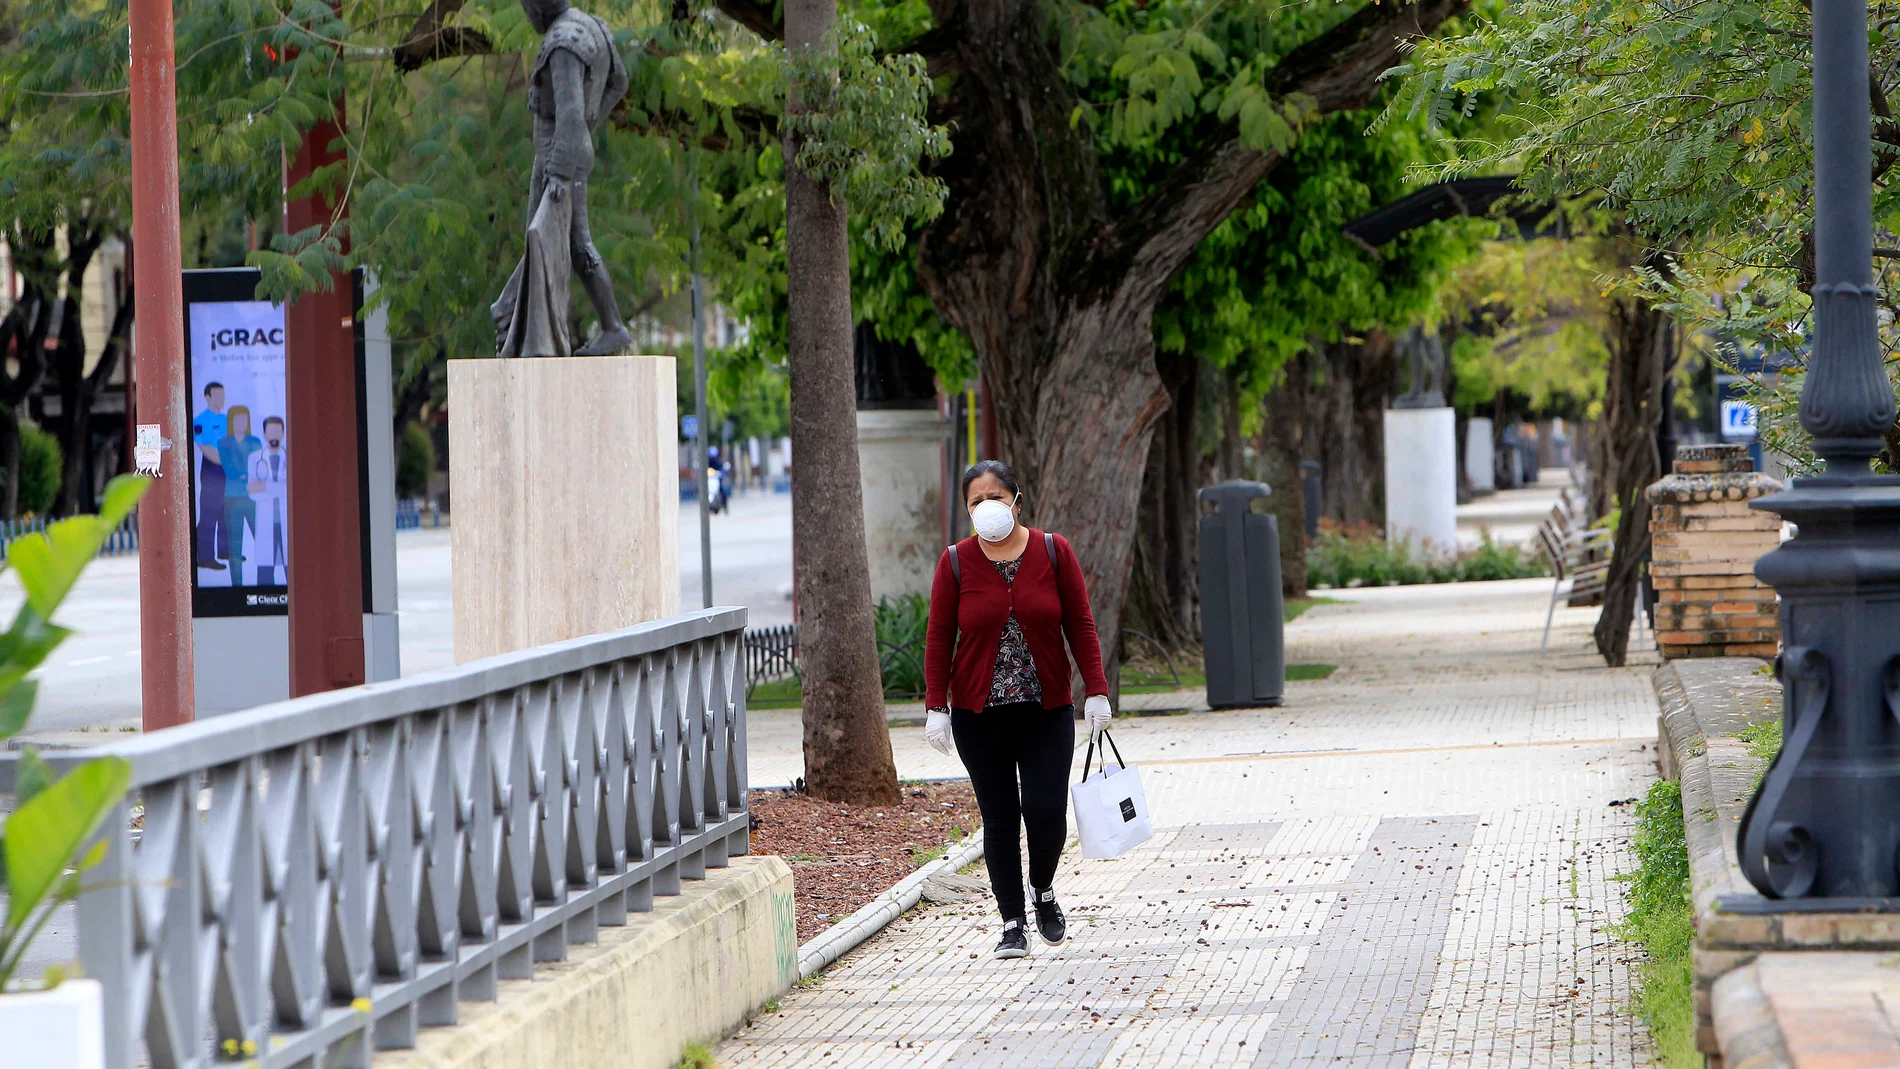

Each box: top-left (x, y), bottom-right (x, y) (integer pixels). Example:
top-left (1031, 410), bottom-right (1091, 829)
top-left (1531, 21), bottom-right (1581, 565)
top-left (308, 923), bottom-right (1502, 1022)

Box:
top-left (923, 460), bottom-right (1112, 960)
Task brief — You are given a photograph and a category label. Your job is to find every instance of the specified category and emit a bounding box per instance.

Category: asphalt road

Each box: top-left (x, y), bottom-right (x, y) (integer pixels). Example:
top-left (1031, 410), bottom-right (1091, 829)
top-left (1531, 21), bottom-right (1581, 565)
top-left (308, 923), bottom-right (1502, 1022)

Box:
top-left (7, 488), bottom-right (794, 736)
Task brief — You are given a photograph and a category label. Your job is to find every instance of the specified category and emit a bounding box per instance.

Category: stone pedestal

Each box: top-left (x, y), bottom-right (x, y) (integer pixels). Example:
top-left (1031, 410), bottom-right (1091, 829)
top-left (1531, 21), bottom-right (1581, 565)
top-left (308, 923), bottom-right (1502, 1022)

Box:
top-left (1464, 416), bottom-right (1496, 494)
top-left (1646, 443), bottom-right (1783, 659)
top-left (1383, 407), bottom-right (1458, 558)
top-left (448, 357), bottom-right (679, 664)
top-left (857, 408), bottom-right (948, 602)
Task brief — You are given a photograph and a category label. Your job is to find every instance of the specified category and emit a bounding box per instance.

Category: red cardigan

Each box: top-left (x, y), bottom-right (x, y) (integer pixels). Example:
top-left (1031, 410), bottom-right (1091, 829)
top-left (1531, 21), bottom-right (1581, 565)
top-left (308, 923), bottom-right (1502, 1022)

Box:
top-left (924, 530), bottom-right (1109, 711)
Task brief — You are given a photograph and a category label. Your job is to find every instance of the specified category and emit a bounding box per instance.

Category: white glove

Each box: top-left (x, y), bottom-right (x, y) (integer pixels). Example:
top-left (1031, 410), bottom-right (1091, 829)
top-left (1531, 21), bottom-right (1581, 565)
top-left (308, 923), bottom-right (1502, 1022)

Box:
top-left (924, 710), bottom-right (954, 756)
top-left (1084, 694), bottom-right (1113, 738)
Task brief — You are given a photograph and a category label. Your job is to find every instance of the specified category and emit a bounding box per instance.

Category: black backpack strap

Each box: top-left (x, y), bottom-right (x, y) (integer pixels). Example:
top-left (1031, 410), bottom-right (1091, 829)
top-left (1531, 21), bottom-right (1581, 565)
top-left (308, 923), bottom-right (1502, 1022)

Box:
top-left (1044, 531), bottom-right (1057, 569)
top-left (948, 544), bottom-right (960, 583)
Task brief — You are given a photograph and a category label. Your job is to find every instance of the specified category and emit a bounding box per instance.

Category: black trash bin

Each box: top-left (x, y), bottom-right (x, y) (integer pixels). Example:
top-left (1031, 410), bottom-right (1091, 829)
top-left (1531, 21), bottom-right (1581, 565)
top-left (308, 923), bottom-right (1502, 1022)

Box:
top-left (1300, 460), bottom-right (1322, 542)
top-left (1496, 423), bottom-right (1524, 489)
top-left (1517, 430), bottom-right (1541, 485)
top-left (1198, 481), bottom-right (1286, 709)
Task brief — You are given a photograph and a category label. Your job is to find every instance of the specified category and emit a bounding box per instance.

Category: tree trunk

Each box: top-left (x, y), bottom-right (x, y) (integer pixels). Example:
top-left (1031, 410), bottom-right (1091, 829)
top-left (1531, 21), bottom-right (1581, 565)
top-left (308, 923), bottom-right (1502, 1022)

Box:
top-left (1303, 331), bottom-right (1395, 528)
top-left (1125, 347), bottom-right (1201, 652)
top-left (52, 224), bottom-right (106, 516)
top-left (1591, 288), bottom-right (1672, 667)
top-left (0, 228), bottom-right (57, 519)
top-left (911, 0), bottom-right (1463, 671)
top-left (54, 294), bottom-right (89, 517)
top-left (0, 409), bottom-right (18, 521)
top-left (1216, 363), bottom-right (1244, 482)
top-left (1259, 361), bottom-right (1308, 598)
top-left (785, 0), bottom-right (900, 805)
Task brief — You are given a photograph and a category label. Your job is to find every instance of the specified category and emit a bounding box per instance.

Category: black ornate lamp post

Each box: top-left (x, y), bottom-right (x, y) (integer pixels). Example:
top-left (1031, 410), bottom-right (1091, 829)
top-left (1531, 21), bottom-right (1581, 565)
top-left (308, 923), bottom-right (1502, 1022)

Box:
top-left (1733, 0), bottom-right (1900, 902)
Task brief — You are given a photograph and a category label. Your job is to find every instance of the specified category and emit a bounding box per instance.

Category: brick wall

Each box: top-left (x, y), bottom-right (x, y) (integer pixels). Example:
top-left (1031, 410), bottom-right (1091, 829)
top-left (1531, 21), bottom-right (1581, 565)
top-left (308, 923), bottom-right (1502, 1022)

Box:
top-left (1645, 444), bottom-right (1783, 659)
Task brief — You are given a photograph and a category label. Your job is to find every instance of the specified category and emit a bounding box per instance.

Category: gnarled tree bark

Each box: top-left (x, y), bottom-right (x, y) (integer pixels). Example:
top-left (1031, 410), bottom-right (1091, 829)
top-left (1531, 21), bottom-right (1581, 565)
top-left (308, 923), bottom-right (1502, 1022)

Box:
top-left (1125, 346), bottom-right (1202, 652)
top-left (1304, 331), bottom-right (1396, 528)
top-left (1258, 359), bottom-right (1309, 599)
top-left (901, 0), bottom-right (1465, 671)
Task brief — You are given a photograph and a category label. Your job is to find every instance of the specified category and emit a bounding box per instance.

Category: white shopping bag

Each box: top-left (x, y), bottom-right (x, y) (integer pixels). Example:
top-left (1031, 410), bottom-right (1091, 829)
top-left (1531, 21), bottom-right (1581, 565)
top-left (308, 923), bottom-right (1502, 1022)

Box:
top-left (1071, 729), bottom-right (1154, 859)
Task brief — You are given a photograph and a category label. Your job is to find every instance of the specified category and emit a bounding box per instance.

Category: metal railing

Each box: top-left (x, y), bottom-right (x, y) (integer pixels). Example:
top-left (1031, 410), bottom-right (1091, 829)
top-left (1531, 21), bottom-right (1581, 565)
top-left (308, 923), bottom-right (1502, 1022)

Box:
top-left (395, 498), bottom-right (447, 530)
top-left (6, 607), bottom-right (750, 1069)
top-left (744, 624), bottom-right (798, 696)
top-left (0, 510), bottom-right (138, 556)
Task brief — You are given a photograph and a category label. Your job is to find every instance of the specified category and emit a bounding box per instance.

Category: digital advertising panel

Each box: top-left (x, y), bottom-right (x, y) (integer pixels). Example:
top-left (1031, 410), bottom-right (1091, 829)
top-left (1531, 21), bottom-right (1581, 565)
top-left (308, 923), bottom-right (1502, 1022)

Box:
top-left (185, 271), bottom-right (291, 617)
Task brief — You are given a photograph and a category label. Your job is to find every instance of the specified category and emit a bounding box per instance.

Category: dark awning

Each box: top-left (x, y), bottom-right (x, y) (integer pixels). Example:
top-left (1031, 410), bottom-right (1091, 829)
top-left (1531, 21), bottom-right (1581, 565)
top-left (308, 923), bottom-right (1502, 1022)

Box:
top-left (1342, 175), bottom-right (1553, 250)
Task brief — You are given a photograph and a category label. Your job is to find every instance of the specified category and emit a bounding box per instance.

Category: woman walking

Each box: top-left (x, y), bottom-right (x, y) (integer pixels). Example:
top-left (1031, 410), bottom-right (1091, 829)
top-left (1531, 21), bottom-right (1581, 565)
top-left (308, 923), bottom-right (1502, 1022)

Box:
top-left (923, 460), bottom-right (1112, 959)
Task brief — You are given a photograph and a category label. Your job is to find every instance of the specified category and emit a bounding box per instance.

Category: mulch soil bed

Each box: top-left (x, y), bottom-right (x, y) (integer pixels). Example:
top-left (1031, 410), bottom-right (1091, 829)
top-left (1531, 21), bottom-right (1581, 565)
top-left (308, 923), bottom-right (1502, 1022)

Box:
top-left (748, 780), bottom-right (983, 944)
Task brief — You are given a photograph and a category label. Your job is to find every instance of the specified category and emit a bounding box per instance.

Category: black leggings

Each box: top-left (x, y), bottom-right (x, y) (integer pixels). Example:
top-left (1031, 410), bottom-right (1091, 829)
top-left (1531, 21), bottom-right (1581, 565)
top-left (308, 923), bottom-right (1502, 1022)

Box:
top-left (952, 701), bottom-right (1075, 922)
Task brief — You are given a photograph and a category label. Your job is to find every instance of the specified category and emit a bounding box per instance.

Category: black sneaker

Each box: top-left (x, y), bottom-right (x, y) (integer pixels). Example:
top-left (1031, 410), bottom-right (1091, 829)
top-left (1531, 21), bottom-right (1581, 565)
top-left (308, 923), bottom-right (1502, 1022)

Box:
top-left (1032, 888), bottom-right (1066, 945)
top-left (993, 918), bottom-right (1029, 959)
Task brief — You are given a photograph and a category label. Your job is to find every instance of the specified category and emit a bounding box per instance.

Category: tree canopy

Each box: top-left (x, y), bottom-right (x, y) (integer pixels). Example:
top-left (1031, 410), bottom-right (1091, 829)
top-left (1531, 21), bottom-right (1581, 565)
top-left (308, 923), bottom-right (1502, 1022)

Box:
top-left (1387, 0), bottom-right (1900, 470)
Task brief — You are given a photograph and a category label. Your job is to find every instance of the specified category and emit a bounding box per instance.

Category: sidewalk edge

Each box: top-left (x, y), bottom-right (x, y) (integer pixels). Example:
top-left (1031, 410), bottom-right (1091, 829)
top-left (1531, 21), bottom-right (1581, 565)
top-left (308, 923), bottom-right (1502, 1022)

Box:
top-left (795, 834), bottom-right (985, 980)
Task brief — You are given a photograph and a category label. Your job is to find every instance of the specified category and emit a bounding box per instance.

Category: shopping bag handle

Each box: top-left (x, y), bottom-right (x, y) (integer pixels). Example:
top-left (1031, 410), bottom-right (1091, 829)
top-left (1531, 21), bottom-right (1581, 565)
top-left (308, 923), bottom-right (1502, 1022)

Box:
top-left (1079, 728), bottom-right (1128, 784)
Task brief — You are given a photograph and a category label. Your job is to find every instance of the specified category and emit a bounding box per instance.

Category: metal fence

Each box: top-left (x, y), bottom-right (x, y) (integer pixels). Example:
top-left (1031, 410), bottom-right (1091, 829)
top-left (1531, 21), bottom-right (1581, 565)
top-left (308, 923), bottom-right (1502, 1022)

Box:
top-left (0, 510), bottom-right (138, 557)
top-left (742, 625), bottom-right (929, 702)
top-left (744, 624), bottom-right (798, 696)
top-left (395, 498), bottom-right (446, 530)
top-left (4, 607), bottom-right (750, 1069)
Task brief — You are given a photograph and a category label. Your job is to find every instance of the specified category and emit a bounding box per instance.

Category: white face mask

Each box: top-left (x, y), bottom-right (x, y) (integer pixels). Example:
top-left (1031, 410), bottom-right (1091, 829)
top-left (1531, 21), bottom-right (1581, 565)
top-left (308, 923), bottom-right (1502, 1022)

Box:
top-left (970, 498), bottom-right (1017, 542)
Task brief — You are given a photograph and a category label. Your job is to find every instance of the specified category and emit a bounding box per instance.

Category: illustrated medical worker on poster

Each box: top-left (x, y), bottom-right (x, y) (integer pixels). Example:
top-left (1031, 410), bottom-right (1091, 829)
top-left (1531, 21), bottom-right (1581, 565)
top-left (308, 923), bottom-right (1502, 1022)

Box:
top-left (188, 299), bottom-right (288, 600)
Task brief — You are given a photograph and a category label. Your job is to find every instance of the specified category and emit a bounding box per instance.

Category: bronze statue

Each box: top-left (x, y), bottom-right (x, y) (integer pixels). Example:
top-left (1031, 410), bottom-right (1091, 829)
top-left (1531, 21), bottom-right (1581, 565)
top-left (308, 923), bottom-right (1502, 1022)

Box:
top-left (492, 0), bottom-right (632, 357)
top-left (1393, 324), bottom-right (1448, 409)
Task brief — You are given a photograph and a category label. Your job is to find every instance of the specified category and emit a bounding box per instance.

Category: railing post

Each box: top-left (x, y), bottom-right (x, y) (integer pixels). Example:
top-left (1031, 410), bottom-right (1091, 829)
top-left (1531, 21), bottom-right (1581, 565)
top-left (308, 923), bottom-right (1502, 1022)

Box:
top-left (76, 815), bottom-right (135, 1069)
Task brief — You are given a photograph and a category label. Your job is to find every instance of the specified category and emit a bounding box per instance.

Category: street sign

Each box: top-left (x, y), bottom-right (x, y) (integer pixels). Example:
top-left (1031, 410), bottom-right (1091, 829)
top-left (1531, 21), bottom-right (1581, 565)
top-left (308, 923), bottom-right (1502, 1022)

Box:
top-left (681, 414), bottom-right (698, 440)
top-left (1720, 398), bottom-right (1758, 440)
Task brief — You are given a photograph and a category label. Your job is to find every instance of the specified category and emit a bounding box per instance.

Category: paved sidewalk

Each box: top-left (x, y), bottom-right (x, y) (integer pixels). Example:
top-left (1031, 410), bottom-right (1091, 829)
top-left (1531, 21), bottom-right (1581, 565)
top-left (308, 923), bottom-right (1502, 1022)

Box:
top-left (723, 578), bottom-right (1661, 1067)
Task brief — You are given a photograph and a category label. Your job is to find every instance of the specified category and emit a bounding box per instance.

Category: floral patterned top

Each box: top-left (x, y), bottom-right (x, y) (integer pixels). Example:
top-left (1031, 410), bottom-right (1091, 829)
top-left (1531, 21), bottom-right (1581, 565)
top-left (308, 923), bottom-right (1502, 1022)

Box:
top-left (985, 557), bottom-right (1042, 708)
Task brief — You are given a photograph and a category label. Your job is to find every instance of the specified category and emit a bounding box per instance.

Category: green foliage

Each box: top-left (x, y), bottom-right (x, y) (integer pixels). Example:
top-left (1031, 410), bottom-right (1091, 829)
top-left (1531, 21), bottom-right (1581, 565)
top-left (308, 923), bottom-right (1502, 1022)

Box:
top-left (1283, 597), bottom-right (1341, 624)
top-left (873, 594), bottom-right (929, 698)
top-left (708, 354), bottom-right (790, 441)
top-left (11, 424), bottom-right (62, 518)
top-left (1285, 663), bottom-right (1337, 682)
top-left (396, 423), bottom-right (435, 500)
top-left (1620, 779), bottom-right (1698, 1069)
top-left (1153, 110), bottom-right (1487, 401)
top-left (1441, 240), bottom-right (1617, 418)
top-left (0, 474), bottom-right (150, 991)
top-left (1739, 717), bottom-right (1783, 764)
top-left (781, 17), bottom-right (950, 250)
top-left (1305, 527), bottom-right (1549, 588)
top-left (1385, 0), bottom-right (1900, 469)
top-left (1052, 0), bottom-right (1348, 156)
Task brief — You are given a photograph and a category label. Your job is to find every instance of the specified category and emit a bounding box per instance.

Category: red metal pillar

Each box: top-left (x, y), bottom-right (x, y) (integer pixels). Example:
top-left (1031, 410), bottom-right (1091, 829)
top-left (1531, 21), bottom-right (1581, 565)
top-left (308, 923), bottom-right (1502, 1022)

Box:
top-left (283, 102), bottom-right (365, 695)
top-left (128, 0), bottom-right (194, 730)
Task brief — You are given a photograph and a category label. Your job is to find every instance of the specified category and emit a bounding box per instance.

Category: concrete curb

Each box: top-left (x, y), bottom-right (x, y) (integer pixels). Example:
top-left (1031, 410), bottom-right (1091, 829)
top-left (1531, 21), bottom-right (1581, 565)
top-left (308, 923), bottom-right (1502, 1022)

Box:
top-left (377, 857), bottom-right (796, 1069)
top-left (796, 834), bottom-right (986, 980)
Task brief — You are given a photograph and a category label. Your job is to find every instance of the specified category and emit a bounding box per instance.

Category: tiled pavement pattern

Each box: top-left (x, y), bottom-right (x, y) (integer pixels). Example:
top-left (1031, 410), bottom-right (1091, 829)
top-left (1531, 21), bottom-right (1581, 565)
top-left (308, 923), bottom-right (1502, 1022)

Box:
top-left (724, 578), bottom-right (1660, 1067)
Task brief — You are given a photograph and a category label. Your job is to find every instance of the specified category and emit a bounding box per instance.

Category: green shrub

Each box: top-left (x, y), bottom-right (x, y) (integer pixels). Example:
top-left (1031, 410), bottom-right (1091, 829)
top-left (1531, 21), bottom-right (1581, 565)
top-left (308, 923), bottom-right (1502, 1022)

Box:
top-left (10, 423), bottom-right (62, 517)
top-left (1305, 527), bottom-right (1548, 588)
top-left (874, 593), bottom-right (929, 697)
top-left (1622, 779), bottom-right (1697, 1068)
top-left (396, 422), bottom-right (435, 500)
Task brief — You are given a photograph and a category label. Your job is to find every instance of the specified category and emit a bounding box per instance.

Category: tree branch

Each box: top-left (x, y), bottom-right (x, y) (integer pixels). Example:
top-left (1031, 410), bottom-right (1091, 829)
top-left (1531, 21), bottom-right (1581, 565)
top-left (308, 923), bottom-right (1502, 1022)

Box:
top-left (715, 0), bottom-right (783, 42)
top-left (392, 0), bottom-right (494, 73)
top-left (1092, 0), bottom-right (1468, 303)
top-left (88, 282), bottom-right (133, 394)
top-left (609, 99), bottom-right (776, 151)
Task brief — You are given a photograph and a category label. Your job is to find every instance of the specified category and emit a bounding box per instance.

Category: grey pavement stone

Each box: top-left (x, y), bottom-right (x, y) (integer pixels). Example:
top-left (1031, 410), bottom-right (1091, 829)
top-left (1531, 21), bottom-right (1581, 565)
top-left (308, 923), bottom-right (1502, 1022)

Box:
top-left (720, 575), bottom-right (1660, 1068)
